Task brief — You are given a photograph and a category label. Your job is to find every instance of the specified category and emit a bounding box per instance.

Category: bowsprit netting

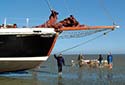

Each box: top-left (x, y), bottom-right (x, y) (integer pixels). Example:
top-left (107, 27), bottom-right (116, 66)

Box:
top-left (58, 28), bottom-right (110, 39)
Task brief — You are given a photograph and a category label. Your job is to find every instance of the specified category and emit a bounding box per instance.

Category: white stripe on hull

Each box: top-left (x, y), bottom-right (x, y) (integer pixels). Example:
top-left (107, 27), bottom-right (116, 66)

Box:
top-left (0, 56), bottom-right (49, 61)
top-left (0, 28), bottom-right (56, 35)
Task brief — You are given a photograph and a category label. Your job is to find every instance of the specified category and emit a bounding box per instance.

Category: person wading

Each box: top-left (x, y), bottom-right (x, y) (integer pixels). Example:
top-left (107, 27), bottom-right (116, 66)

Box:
top-left (77, 54), bottom-right (84, 67)
top-left (54, 54), bottom-right (65, 76)
top-left (107, 52), bottom-right (113, 69)
top-left (98, 54), bottom-right (103, 66)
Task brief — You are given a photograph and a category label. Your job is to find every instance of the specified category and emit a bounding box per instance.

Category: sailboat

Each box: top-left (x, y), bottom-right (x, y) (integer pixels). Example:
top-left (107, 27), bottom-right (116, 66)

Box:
top-left (0, 4), bottom-right (119, 72)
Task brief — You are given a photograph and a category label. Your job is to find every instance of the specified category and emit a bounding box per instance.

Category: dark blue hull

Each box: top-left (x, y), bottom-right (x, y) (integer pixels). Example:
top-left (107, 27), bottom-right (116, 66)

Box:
top-left (0, 34), bottom-right (56, 57)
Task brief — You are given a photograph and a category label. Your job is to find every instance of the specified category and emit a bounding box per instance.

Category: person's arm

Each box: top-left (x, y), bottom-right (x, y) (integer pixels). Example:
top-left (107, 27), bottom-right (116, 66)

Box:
top-left (54, 54), bottom-right (57, 59)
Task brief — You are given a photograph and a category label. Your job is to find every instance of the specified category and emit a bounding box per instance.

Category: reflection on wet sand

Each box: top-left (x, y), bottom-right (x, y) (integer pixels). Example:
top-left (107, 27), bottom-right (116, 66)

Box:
top-left (0, 54), bottom-right (124, 85)
top-left (106, 69), bottom-right (113, 85)
top-left (0, 71), bottom-right (38, 85)
top-left (57, 76), bottom-right (64, 85)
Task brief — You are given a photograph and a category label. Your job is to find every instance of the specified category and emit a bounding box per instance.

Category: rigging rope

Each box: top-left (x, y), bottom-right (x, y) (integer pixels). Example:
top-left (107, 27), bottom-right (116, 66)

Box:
top-left (63, 0), bottom-right (71, 15)
top-left (44, 0), bottom-right (53, 11)
top-left (42, 0), bottom-right (118, 54)
top-left (99, 0), bottom-right (116, 24)
top-left (56, 29), bottom-right (114, 54)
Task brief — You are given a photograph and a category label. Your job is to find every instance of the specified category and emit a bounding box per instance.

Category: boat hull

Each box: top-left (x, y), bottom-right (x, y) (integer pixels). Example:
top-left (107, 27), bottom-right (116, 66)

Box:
top-left (0, 28), bottom-right (57, 72)
top-left (0, 34), bottom-right (56, 57)
top-left (0, 61), bottom-right (42, 72)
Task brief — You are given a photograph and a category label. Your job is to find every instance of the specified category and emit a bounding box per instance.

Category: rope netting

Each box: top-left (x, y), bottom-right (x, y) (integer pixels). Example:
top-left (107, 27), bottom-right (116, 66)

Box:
top-left (58, 28), bottom-right (110, 39)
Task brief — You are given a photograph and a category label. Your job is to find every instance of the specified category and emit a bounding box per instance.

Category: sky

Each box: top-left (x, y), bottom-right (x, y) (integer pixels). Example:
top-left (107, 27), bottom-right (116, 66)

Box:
top-left (0, 0), bottom-right (125, 54)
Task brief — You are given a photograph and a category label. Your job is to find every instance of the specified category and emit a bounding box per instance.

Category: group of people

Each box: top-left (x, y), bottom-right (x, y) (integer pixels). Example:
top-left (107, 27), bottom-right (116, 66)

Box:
top-left (54, 52), bottom-right (113, 76)
top-left (0, 24), bottom-right (17, 28)
top-left (98, 52), bottom-right (113, 69)
top-left (37, 9), bottom-right (81, 31)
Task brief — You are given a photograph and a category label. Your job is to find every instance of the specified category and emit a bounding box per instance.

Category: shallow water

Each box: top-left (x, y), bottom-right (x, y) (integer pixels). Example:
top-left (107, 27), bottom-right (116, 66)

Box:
top-left (0, 54), bottom-right (125, 85)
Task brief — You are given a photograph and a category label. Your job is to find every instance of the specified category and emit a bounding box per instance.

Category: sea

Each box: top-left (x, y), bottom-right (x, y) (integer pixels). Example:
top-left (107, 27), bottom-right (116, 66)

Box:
top-left (0, 54), bottom-right (125, 85)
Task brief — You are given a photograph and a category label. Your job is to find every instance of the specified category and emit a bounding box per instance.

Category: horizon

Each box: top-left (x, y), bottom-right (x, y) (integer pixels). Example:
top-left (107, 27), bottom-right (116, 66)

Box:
top-left (51, 53), bottom-right (125, 55)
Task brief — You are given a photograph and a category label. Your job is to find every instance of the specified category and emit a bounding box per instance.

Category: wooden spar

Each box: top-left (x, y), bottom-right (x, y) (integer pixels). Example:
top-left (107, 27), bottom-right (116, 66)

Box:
top-left (58, 25), bottom-right (115, 31)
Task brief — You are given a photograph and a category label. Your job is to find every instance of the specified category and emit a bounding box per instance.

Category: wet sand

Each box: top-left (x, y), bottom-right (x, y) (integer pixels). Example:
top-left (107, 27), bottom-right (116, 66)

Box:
top-left (0, 54), bottom-right (125, 85)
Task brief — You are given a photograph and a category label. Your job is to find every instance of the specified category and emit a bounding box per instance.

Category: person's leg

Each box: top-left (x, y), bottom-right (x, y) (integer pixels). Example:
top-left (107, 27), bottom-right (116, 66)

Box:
top-left (58, 65), bottom-right (62, 76)
top-left (58, 65), bottom-right (62, 72)
top-left (99, 60), bottom-right (101, 66)
top-left (108, 58), bottom-right (112, 69)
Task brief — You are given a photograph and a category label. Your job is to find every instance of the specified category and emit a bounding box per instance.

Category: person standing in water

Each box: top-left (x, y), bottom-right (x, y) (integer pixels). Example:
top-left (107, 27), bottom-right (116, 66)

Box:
top-left (98, 54), bottom-right (103, 66)
top-left (77, 54), bottom-right (84, 67)
top-left (54, 54), bottom-right (65, 75)
top-left (107, 52), bottom-right (113, 69)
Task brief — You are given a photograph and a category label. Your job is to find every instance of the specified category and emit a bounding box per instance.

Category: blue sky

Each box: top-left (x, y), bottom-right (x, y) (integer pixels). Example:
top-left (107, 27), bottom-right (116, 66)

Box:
top-left (0, 0), bottom-right (125, 54)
